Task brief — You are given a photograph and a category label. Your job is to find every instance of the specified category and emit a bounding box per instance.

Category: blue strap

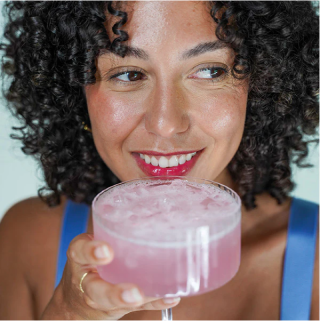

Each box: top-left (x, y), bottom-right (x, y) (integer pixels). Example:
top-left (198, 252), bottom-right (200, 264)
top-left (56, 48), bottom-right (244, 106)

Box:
top-left (55, 200), bottom-right (90, 288)
top-left (281, 197), bottom-right (319, 320)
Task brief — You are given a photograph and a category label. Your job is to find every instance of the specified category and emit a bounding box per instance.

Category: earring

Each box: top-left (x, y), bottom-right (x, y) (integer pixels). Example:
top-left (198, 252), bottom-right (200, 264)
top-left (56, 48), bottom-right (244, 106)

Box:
top-left (82, 122), bottom-right (92, 133)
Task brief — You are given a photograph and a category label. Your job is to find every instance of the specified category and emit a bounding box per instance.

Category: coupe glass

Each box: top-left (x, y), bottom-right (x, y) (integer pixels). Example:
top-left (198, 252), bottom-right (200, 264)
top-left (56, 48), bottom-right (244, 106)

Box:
top-left (92, 176), bottom-right (242, 320)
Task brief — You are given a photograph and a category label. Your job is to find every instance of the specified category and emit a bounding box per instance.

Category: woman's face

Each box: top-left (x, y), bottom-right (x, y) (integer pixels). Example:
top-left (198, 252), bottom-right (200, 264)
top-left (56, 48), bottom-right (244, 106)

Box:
top-left (84, 1), bottom-right (248, 184)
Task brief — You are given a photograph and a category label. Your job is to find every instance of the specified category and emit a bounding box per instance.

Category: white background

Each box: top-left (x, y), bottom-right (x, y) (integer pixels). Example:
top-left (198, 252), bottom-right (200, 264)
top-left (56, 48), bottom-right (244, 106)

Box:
top-left (0, 1), bottom-right (319, 220)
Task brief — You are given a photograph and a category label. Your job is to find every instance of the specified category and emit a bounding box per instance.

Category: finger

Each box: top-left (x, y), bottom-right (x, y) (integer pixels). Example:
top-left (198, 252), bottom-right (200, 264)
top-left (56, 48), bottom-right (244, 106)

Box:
top-left (67, 233), bottom-right (114, 266)
top-left (81, 274), bottom-right (147, 311)
top-left (138, 297), bottom-right (181, 310)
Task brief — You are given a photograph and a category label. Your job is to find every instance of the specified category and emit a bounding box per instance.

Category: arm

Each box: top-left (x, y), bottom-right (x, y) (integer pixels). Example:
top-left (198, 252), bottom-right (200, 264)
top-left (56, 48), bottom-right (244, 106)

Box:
top-left (0, 199), bottom-right (180, 320)
top-left (0, 202), bottom-right (35, 319)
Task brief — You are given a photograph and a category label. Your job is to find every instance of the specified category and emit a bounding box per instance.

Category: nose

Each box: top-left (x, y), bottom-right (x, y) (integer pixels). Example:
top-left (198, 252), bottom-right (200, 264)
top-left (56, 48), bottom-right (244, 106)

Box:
top-left (144, 83), bottom-right (190, 138)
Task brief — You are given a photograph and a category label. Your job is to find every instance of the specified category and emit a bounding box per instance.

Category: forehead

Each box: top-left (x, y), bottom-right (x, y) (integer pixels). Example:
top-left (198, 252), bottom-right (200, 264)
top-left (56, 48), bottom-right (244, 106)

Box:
top-left (104, 1), bottom-right (219, 56)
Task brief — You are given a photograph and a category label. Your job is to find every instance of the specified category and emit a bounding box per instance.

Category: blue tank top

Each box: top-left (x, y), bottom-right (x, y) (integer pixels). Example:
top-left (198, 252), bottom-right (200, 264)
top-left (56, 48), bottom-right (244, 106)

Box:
top-left (54, 197), bottom-right (318, 320)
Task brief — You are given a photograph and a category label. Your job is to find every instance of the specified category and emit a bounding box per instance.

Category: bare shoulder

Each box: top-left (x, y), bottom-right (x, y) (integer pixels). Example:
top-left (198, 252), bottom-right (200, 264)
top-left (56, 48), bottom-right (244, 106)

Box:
top-left (0, 195), bottom-right (67, 262)
top-left (1, 195), bottom-right (67, 226)
top-left (0, 196), bottom-right (67, 319)
top-left (1, 195), bottom-right (68, 273)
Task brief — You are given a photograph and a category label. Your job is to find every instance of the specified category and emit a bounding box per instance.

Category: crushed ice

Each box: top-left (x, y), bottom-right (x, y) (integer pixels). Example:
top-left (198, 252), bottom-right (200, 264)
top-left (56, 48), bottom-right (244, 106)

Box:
top-left (94, 179), bottom-right (239, 241)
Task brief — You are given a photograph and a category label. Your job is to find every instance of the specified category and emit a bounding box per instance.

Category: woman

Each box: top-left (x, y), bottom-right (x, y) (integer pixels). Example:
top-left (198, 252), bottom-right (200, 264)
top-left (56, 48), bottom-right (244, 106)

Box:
top-left (0, 1), bottom-right (318, 320)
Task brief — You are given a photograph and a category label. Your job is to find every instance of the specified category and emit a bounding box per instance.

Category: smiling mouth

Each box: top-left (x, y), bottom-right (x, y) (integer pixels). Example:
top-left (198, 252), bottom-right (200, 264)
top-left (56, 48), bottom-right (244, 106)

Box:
top-left (139, 150), bottom-right (198, 167)
top-left (132, 149), bottom-right (204, 176)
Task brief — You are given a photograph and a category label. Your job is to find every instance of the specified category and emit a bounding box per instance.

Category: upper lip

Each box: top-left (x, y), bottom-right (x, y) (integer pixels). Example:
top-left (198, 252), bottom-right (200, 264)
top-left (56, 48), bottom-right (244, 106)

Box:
top-left (133, 149), bottom-right (203, 157)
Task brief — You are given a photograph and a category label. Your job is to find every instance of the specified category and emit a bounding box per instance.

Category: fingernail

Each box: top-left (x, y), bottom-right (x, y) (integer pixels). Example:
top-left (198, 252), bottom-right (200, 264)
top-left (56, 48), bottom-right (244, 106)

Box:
top-left (163, 297), bottom-right (181, 304)
top-left (121, 288), bottom-right (143, 303)
top-left (94, 245), bottom-right (110, 259)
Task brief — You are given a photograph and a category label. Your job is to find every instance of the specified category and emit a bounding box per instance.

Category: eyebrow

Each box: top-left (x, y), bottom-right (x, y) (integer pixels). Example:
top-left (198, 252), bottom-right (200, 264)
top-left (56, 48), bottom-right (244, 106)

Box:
top-left (99, 40), bottom-right (232, 61)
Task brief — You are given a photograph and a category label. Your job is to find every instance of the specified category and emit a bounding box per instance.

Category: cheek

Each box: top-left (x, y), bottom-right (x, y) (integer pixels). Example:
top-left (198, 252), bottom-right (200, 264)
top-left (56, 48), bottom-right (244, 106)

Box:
top-left (86, 86), bottom-right (143, 143)
top-left (193, 89), bottom-right (247, 140)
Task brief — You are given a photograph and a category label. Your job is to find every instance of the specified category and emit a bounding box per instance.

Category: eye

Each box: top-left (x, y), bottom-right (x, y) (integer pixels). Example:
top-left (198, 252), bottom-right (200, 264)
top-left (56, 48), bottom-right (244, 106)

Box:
top-left (191, 66), bottom-right (228, 81)
top-left (109, 69), bottom-right (145, 83)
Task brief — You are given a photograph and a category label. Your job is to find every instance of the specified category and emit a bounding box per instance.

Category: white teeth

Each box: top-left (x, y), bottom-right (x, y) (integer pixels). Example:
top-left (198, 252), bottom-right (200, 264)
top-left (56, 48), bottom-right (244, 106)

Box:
top-left (140, 151), bottom-right (198, 167)
top-left (159, 156), bottom-right (169, 168)
top-left (151, 156), bottom-right (159, 166)
top-left (169, 156), bottom-right (179, 167)
top-left (145, 155), bottom-right (151, 164)
top-left (178, 154), bottom-right (186, 165)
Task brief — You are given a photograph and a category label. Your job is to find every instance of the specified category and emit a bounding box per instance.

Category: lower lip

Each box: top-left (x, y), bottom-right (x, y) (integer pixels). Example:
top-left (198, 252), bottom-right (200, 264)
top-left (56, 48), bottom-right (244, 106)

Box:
top-left (133, 150), bottom-right (203, 177)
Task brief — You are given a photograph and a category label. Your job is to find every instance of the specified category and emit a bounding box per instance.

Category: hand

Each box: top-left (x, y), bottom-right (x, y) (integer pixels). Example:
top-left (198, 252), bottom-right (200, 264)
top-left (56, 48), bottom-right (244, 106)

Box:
top-left (41, 233), bottom-right (181, 320)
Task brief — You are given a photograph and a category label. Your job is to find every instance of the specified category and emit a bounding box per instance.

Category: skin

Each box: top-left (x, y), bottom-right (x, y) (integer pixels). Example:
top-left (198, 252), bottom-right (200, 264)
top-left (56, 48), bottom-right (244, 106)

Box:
top-left (85, 1), bottom-right (247, 186)
top-left (0, 1), bottom-right (318, 320)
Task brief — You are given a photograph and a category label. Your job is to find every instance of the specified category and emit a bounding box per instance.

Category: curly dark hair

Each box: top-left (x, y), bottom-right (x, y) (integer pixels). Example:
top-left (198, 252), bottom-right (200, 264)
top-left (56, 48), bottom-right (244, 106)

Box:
top-left (0, 1), bottom-right (318, 210)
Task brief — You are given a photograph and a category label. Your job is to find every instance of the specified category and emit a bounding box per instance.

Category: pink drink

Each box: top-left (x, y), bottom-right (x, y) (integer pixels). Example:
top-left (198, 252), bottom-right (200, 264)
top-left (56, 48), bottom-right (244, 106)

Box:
top-left (93, 178), bottom-right (241, 298)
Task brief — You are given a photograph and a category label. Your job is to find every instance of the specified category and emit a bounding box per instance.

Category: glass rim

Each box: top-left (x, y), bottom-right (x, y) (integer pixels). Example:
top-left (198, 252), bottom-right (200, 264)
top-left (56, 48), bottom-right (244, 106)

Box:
top-left (92, 176), bottom-right (242, 246)
top-left (92, 175), bottom-right (241, 214)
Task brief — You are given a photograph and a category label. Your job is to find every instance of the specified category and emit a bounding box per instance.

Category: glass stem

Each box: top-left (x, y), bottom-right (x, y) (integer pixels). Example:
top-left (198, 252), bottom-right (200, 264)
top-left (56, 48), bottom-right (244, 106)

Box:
top-left (162, 308), bottom-right (173, 320)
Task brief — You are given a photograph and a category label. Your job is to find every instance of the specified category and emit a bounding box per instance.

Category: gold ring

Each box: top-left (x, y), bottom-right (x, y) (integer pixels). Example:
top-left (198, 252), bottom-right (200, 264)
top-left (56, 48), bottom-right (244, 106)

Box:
top-left (79, 271), bottom-right (97, 294)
